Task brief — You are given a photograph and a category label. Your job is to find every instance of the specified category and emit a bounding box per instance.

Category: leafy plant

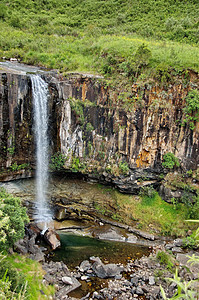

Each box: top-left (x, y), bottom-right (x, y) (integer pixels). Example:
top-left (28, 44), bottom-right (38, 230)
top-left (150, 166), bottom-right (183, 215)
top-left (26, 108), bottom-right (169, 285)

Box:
top-left (139, 186), bottom-right (156, 198)
top-left (160, 254), bottom-right (199, 300)
top-left (0, 188), bottom-right (29, 251)
top-left (119, 161), bottom-right (129, 175)
top-left (156, 251), bottom-right (174, 271)
top-left (86, 122), bottom-right (94, 133)
top-left (162, 152), bottom-right (180, 169)
top-left (183, 89), bottom-right (199, 130)
top-left (49, 152), bottom-right (66, 170)
top-left (10, 163), bottom-right (29, 171)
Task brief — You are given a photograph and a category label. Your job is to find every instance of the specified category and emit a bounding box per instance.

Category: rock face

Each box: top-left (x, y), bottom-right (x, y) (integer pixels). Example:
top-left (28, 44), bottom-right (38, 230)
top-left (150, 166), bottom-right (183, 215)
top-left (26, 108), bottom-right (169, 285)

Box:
top-left (0, 67), bottom-right (199, 193)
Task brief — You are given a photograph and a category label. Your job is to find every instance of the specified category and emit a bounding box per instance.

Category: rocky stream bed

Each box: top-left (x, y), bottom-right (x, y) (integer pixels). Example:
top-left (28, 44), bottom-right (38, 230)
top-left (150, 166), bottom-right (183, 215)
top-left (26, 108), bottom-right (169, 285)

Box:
top-left (14, 222), bottom-right (199, 300)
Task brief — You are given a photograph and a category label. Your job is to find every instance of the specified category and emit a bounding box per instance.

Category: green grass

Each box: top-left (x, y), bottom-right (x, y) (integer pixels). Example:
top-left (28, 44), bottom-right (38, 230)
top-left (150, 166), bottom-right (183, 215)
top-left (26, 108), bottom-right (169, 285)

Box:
top-left (95, 185), bottom-right (196, 236)
top-left (4, 254), bottom-right (55, 299)
top-left (0, 0), bottom-right (199, 82)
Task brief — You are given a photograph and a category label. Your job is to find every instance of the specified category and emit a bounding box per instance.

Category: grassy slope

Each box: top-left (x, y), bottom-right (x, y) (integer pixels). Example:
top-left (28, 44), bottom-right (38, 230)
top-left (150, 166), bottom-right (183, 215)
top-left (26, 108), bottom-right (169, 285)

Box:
top-left (4, 254), bottom-right (55, 299)
top-left (0, 0), bottom-right (199, 78)
top-left (95, 185), bottom-right (196, 236)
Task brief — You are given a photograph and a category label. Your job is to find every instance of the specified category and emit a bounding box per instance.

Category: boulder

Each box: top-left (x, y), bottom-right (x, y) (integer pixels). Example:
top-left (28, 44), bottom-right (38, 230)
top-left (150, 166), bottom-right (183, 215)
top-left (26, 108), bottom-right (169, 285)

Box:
top-left (79, 260), bottom-right (91, 272)
top-left (43, 228), bottom-right (61, 250)
top-left (96, 228), bottom-right (126, 242)
top-left (91, 257), bottom-right (124, 279)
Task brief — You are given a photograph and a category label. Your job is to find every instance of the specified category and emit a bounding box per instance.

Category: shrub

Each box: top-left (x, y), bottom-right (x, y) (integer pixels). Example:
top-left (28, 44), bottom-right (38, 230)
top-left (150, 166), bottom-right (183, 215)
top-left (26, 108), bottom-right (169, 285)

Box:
top-left (49, 152), bottom-right (66, 170)
top-left (183, 89), bottom-right (199, 130)
top-left (119, 161), bottom-right (129, 175)
top-left (86, 122), bottom-right (94, 133)
top-left (162, 152), bottom-right (180, 169)
top-left (156, 251), bottom-right (174, 271)
top-left (0, 189), bottom-right (29, 251)
top-left (139, 186), bottom-right (156, 198)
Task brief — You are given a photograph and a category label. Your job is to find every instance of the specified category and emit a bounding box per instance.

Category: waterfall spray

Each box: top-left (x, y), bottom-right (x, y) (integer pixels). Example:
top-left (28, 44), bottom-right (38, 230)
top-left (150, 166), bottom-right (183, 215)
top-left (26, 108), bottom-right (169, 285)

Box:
top-left (31, 74), bottom-right (52, 230)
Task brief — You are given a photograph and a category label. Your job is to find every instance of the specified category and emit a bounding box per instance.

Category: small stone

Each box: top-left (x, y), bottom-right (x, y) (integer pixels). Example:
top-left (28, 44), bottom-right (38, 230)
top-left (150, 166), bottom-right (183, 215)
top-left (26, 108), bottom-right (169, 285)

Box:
top-left (79, 260), bottom-right (91, 273)
top-left (115, 274), bottom-right (122, 280)
top-left (62, 276), bottom-right (73, 285)
top-left (131, 277), bottom-right (139, 286)
top-left (172, 247), bottom-right (183, 253)
top-left (136, 287), bottom-right (144, 295)
top-left (149, 276), bottom-right (155, 285)
top-left (81, 275), bottom-right (89, 281)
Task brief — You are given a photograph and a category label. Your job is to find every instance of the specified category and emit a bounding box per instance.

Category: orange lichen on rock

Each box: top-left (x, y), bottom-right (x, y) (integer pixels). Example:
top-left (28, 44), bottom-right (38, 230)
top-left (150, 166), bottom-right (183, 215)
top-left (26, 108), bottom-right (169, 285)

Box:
top-left (136, 149), bottom-right (150, 168)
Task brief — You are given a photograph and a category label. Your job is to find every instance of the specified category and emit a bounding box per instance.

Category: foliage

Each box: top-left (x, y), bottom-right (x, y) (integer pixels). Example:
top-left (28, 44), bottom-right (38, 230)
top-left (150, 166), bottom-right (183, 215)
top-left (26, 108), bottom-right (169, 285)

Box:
top-left (162, 152), bottom-right (180, 169)
top-left (0, 260), bottom-right (25, 293)
top-left (0, 188), bottom-right (29, 251)
top-left (183, 89), bottom-right (199, 130)
top-left (139, 186), bottom-right (156, 199)
top-left (70, 98), bottom-right (85, 125)
top-left (50, 151), bottom-right (66, 170)
top-left (183, 220), bottom-right (199, 249)
top-left (86, 122), bottom-right (94, 133)
top-left (0, 253), bottom-right (54, 299)
top-left (70, 157), bottom-right (86, 173)
top-left (160, 255), bottom-right (199, 300)
top-left (10, 163), bottom-right (29, 171)
top-left (118, 161), bottom-right (129, 175)
top-left (156, 251), bottom-right (174, 271)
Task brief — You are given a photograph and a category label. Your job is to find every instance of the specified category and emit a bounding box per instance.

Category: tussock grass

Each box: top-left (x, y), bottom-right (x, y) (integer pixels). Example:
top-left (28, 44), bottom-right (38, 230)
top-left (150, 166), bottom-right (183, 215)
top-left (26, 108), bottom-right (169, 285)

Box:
top-left (4, 254), bottom-right (55, 299)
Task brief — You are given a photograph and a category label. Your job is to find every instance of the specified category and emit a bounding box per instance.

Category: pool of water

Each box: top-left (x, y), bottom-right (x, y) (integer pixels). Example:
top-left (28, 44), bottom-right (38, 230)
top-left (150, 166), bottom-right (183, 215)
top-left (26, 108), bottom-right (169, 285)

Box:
top-left (52, 232), bottom-right (150, 269)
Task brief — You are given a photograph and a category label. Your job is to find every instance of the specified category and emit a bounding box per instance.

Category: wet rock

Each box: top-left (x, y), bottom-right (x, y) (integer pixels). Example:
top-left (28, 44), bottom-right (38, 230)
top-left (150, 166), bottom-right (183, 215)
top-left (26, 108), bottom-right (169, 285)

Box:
top-left (79, 260), bottom-right (92, 272)
top-left (128, 227), bottom-right (155, 240)
top-left (136, 287), bottom-right (144, 295)
top-left (173, 238), bottom-right (183, 247)
top-left (176, 252), bottom-right (199, 279)
top-left (95, 228), bottom-right (126, 242)
top-left (150, 286), bottom-right (160, 297)
top-left (55, 207), bottom-right (67, 220)
top-left (126, 234), bottom-right (138, 243)
top-left (56, 277), bottom-right (81, 297)
top-left (148, 276), bottom-right (155, 285)
top-left (14, 239), bottom-right (28, 254)
top-left (131, 277), bottom-right (139, 286)
top-left (171, 247), bottom-right (183, 253)
top-left (81, 275), bottom-right (89, 281)
top-left (43, 228), bottom-right (61, 250)
top-left (91, 257), bottom-right (124, 279)
top-left (62, 276), bottom-right (73, 285)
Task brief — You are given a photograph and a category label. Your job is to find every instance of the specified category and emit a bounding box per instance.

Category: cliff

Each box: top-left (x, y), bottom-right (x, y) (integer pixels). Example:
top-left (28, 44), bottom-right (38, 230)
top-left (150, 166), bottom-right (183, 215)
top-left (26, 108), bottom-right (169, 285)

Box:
top-left (0, 67), bottom-right (198, 193)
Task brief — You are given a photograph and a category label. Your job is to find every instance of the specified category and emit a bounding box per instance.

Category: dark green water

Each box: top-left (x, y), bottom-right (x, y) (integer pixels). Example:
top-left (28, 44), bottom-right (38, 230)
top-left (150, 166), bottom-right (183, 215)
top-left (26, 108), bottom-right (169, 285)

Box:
top-left (52, 233), bottom-right (150, 269)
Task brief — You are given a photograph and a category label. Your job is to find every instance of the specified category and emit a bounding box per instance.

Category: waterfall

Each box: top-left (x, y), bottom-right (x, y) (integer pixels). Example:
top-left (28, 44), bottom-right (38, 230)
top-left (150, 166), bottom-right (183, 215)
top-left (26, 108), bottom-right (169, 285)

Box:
top-left (31, 74), bottom-right (52, 228)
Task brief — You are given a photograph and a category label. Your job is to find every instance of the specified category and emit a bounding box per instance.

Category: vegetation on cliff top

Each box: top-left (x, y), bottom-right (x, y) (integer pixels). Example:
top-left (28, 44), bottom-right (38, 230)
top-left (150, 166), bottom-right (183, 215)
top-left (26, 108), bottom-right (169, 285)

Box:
top-left (0, 0), bottom-right (199, 81)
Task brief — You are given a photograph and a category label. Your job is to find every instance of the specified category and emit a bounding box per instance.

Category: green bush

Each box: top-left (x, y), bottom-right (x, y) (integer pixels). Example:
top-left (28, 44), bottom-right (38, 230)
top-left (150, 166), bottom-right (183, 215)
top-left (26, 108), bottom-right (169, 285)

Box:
top-left (183, 89), bottom-right (199, 130)
top-left (156, 251), bottom-right (174, 271)
top-left (119, 161), bottom-right (129, 175)
top-left (139, 186), bottom-right (156, 199)
top-left (49, 152), bottom-right (66, 170)
top-left (86, 122), bottom-right (94, 133)
top-left (0, 188), bottom-right (29, 251)
top-left (162, 152), bottom-right (180, 169)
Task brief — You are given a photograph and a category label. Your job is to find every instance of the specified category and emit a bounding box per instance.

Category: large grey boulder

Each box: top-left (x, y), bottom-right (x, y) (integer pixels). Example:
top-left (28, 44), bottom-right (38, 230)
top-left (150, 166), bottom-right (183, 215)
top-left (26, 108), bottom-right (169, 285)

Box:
top-left (90, 256), bottom-right (124, 279)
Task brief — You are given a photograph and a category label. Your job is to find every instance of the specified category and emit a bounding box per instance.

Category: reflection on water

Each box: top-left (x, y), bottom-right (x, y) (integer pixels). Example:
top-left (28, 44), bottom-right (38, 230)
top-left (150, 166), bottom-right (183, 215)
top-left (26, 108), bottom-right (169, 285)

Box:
top-left (52, 233), bottom-right (150, 269)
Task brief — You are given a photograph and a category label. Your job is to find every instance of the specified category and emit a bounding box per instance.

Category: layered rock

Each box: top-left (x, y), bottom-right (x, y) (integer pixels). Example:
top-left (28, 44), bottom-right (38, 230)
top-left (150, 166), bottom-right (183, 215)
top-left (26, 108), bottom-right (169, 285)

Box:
top-left (0, 67), bottom-right (198, 193)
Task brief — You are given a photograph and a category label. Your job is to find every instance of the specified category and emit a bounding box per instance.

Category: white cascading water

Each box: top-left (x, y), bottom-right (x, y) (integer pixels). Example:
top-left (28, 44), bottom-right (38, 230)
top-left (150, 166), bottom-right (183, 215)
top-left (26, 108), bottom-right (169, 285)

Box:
top-left (31, 74), bottom-right (52, 229)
